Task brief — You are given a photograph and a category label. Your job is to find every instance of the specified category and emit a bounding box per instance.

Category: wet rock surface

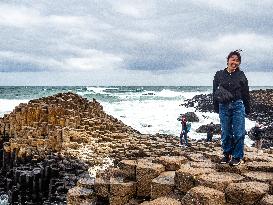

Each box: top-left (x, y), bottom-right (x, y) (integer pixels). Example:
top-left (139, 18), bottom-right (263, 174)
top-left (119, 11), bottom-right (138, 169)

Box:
top-left (0, 151), bottom-right (89, 204)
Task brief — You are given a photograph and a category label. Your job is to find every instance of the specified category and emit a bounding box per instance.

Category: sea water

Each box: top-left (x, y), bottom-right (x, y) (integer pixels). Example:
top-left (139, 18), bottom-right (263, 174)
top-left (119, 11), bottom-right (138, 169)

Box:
top-left (1, 86), bottom-right (268, 142)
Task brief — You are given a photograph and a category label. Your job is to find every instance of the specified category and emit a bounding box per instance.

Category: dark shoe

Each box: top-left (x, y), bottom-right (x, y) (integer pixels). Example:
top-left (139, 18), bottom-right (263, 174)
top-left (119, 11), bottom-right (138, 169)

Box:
top-left (220, 155), bottom-right (230, 164)
top-left (229, 158), bottom-right (241, 166)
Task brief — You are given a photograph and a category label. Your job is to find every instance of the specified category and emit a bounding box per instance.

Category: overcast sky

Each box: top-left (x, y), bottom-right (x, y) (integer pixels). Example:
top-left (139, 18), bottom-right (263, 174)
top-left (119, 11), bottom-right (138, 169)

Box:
top-left (0, 0), bottom-right (273, 86)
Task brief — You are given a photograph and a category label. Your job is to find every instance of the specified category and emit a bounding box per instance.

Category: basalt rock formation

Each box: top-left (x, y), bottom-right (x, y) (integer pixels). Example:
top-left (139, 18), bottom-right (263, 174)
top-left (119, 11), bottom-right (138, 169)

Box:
top-left (68, 140), bottom-right (273, 205)
top-left (1, 91), bottom-right (272, 204)
top-left (0, 92), bottom-right (182, 204)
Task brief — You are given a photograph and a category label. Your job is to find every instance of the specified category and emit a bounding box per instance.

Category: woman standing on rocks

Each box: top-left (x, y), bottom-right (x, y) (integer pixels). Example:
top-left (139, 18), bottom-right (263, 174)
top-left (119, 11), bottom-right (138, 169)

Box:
top-left (213, 50), bottom-right (250, 166)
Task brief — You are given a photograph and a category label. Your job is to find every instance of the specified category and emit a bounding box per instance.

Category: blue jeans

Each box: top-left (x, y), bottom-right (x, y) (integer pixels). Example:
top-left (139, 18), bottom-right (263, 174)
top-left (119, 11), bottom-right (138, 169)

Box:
top-left (206, 133), bottom-right (213, 142)
top-left (219, 100), bottom-right (245, 159)
top-left (180, 131), bottom-right (188, 145)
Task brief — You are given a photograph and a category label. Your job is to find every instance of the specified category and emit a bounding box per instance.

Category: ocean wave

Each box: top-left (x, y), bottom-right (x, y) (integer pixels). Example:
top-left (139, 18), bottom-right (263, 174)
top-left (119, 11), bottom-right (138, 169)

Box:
top-left (0, 99), bottom-right (29, 117)
top-left (0, 86), bottom-right (255, 147)
top-left (86, 86), bottom-right (108, 94)
top-left (157, 89), bottom-right (183, 98)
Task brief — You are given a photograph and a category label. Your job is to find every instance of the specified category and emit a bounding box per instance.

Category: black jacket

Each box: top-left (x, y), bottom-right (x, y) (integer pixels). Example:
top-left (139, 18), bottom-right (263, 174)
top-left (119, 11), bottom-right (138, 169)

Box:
top-left (207, 124), bottom-right (214, 134)
top-left (213, 68), bottom-right (250, 114)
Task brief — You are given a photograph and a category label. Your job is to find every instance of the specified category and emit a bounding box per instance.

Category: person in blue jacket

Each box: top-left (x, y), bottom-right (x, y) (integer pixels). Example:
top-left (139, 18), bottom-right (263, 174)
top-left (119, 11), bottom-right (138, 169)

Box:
top-left (180, 115), bottom-right (189, 147)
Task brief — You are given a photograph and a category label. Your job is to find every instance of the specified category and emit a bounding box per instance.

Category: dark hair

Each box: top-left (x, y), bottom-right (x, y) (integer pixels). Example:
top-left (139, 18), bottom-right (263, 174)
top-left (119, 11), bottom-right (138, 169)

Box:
top-left (227, 49), bottom-right (242, 63)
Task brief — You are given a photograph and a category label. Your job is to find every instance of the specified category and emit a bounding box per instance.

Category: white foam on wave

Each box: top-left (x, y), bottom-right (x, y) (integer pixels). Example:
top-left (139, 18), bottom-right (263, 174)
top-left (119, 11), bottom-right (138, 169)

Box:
top-left (101, 99), bottom-right (255, 147)
top-left (0, 99), bottom-right (29, 117)
top-left (86, 86), bottom-right (107, 94)
top-left (86, 86), bottom-right (118, 94)
top-left (142, 91), bottom-right (156, 96)
top-left (156, 89), bottom-right (184, 98)
top-left (0, 88), bottom-right (255, 147)
top-left (245, 119), bottom-right (256, 146)
top-left (148, 89), bottom-right (208, 99)
top-left (77, 86), bottom-right (115, 97)
top-left (111, 89), bottom-right (206, 101)
top-left (102, 100), bottom-right (186, 136)
top-left (81, 87), bottom-right (211, 102)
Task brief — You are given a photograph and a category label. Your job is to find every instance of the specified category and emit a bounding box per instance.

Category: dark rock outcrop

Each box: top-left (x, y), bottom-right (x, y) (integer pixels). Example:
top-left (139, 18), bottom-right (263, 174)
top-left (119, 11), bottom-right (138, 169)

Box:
top-left (195, 124), bottom-right (221, 135)
top-left (177, 112), bottom-right (199, 122)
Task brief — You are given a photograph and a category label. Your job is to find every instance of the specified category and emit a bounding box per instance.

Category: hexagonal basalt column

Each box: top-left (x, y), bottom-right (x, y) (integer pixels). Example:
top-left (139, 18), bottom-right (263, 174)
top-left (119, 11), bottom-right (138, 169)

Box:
top-left (196, 172), bottom-right (244, 191)
top-left (140, 197), bottom-right (181, 205)
top-left (119, 160), bottom-right (137, 180)
top-left (157, 156), bottom-right (187, 171)
top-left (259, 195), bottom-right (273, 205)
top-left (246, 162), bottom-right (273, 172)
top-left (136, 161), bottom-right (165, 197)
top-left (181, 186), bottom-right (225, 205)
top-left (151, 171), bottom-right (175, 199)
top-left (94, 177), bottom-right (110, 199)
top-left (243, 171), bottom-right (273, 183)
top-left (225, 181), bottom-right (269, 204)
top-left (174, 165), bottom-right (215, 193)
top-left (67, 186), bottom-right (96, 205)
top-left (109, 177), bottom-right (136, 205)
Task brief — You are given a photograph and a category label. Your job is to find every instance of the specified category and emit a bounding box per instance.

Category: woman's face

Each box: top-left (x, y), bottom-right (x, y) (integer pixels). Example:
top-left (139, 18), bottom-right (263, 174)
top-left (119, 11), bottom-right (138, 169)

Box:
top-left (227, 54), bottom-right (240, 72)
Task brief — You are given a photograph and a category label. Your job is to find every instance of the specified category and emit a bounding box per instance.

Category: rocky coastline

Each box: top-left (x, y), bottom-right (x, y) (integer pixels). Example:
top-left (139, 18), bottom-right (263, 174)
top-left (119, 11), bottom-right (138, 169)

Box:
top-left (0, 92), bottom-right (181, 204)
top-left (0, 90), bottom-right (272, 204)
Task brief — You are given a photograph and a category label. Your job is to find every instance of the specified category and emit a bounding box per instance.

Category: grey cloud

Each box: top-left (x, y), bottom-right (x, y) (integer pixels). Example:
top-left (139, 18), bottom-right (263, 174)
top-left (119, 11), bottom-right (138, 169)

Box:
top-left (0, 0), bottom-right (273, 73)
top-left (0, 60), bottom-right (45, 72)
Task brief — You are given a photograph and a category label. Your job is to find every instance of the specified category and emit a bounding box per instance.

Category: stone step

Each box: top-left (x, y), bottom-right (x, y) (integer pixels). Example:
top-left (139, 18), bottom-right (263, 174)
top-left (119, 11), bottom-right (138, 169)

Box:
top-left (140, 197), bottom-right (181, 205)
top-left (225, 181), bottom-right (270, 204)
top-left (215, 162), bottom-right (248, 174)
top-left (243, 171), bottom-right (273, 183)
top-left (151, 171), bottom-right (175, 199)
top-left (136, 161), bottom-right (165, 197)
top-left (196, 172), bottom-right (244, 191)
top-left (156, 156), bottom-right (187, 171)
top-left (260, 195), bottom-right (273, 205)
top-left (67, 186), bottom-right (96, 205)
top-left (246, 162), bottom-right (273, 172)
top-left (181, 186), bottom-right (225, 205)
top-left (174, 165), bottom-right (215, 193)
